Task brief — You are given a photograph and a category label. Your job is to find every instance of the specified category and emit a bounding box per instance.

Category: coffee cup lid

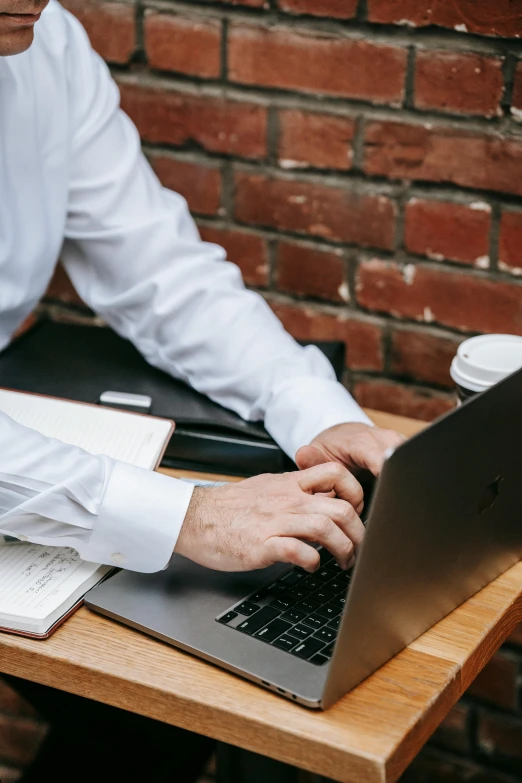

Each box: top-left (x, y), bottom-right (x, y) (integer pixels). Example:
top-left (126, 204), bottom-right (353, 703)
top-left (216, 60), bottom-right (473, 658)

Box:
top-left (450, 334), bottom-right (522, 393)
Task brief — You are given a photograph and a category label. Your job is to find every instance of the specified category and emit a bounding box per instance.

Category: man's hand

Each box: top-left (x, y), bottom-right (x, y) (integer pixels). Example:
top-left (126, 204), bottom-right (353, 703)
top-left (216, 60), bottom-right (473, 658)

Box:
top-left (175, 463), bottom-right (364, 573)
top-left (296, 423), bottom-right (405, 478)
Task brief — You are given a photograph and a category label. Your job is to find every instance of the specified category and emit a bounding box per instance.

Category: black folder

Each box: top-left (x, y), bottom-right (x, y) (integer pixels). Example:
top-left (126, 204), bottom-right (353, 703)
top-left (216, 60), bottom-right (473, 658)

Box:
top-left (0, 321), bottom-right (345, 476)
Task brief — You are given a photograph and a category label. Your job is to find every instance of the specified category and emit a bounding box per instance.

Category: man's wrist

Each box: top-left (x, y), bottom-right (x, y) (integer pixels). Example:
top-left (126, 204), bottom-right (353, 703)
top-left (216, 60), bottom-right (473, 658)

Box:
top-left (264, 377), bottom-right (373, 460)
top-left (91, 465), bottom-right (194, 573)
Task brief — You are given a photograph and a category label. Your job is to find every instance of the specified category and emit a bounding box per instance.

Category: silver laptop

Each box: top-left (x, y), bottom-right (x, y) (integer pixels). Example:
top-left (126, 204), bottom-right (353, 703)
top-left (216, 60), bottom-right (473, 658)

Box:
top-left (86, 367), bottom-right (522, 709)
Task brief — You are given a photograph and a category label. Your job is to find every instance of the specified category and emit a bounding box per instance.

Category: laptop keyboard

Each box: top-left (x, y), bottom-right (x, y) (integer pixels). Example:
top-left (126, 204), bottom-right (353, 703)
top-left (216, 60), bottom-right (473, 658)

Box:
top-left (215, 548), bottom-right (352, 666)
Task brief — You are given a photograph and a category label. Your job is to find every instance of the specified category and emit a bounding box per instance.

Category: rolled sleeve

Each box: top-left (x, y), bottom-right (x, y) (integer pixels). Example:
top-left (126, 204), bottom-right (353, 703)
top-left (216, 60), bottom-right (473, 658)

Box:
top-left (84, 463), bottom-right (194, 572)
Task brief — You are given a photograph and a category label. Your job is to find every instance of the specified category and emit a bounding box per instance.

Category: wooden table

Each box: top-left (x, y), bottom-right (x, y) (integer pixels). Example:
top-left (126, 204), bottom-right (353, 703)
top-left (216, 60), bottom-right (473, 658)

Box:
top-left (1, 409), bottom-right (522, 783)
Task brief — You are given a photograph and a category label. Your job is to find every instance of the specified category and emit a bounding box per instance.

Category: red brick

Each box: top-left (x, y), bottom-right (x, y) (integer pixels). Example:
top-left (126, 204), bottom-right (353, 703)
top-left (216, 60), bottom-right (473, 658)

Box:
top-left (278, 110), bottom-right (355, 170)
top-left (119, 81), bottom-right (267, 160)
top-left (0, 679), bottom-right (39, 720)
top-left (276, 241), bottom-right (347, 302)
top-left (512, 61), bottom-right (522, 121)
top-left (61, 0), bottom-right (136, 64)
top-left (198, 226), bottom-right (269, 286)
top-left (356, 259), bottom-right (522, 334)
top-left (269, 301), bottom-right (384, 371)
top-left (45, 265), bottom-right (85, 308)
top-left (468, 652), bottom-right (518, 710)
top-left (391, 328), bottom-right (461, 387)
top-left (0, 715), bottom-right (46, 767)
top-left (354, 380), bottom-right (454, 421)
top-left (499, 210), bottom-right (522, 274)
top-left (364, 121), bottom-right (522, 197)
top-left (415, 51), bottom-right (504, 118)
top-left (234, 172), bottom-right (396, 249)
top-left (0, 766), bottom-right (22, 783)
top-left (367, 0), bottom-right (522, 38)
top-left (144, 12), bottom-right (221, 78)
top-left (278, 0), bottom-right (358, 19)
top-left (478, 712), bottom-right (522, 762)
top-left (430, 704), bottom-right (470, 754)
top-left (228, 24), bottom-right (407, 105)
top-left (148, 154), bottom-right (222, 216)
top-left (404, 199), bottom-right (491, 266)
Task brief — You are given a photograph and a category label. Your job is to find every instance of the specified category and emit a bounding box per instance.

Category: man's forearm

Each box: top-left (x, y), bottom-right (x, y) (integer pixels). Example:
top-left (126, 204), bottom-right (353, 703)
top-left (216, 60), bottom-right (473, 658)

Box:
top-left (0, 411), bottom-right (192, 571)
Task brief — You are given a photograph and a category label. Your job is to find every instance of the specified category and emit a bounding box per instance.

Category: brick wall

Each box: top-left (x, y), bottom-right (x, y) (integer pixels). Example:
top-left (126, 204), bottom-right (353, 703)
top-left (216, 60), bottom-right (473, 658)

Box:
top-left (4, 0), bottom-right (522, 780)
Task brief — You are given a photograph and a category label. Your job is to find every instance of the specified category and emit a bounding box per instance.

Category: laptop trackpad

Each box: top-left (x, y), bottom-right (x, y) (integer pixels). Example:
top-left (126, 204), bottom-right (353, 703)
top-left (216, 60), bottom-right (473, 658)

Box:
top-left (86, 554), bottom-right (287, 632)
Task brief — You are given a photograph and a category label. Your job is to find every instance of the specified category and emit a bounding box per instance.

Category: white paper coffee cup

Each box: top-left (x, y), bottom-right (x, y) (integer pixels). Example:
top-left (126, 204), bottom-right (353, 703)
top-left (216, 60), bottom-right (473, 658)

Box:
top-left (450, 334), bottom-right (522, 403)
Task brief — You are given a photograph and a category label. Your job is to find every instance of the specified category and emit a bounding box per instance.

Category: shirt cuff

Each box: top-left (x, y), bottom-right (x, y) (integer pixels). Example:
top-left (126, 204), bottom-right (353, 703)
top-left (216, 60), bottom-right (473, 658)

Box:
top-left (264, 377), bottom-right (373, 461)
top-left (83, 462), bottom-right (194, 572)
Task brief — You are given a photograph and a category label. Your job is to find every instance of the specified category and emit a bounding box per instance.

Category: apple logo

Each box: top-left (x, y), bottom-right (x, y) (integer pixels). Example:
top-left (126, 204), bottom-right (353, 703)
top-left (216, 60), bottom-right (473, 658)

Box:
top-left (478, 475), bottom-right (504, 515)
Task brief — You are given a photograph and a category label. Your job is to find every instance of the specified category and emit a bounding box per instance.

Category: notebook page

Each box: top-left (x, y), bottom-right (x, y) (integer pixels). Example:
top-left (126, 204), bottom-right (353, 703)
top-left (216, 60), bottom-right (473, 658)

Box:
top-left (0, 543), bottom-right (108, 620)
top-left (0, 389), bottom-right (172, 469)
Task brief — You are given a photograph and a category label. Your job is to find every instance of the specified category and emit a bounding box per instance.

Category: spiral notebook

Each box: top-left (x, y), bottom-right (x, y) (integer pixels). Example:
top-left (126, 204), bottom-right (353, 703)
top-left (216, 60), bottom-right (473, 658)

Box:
top-left (0, 388), bottom-right (174, 638)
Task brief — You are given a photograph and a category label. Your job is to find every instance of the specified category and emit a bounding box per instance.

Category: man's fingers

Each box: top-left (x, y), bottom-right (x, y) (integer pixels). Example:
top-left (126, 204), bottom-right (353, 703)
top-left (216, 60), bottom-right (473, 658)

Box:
top-left (351, 432), bottom-right (406, 476)
top-left (276, 513), bottom-right (354, 568)
top-left (297, 462), bottom-right (364, 510)
top-left (264, 536), bottom-right (320, 572)
top-left (379, 430), bottom-right (407, 448)
top-left (352, 443), bottom-right (387, 477)
top-left (304, 496), bottom-right (365, 551)
top-left (295, 444), bottom-right (329, 471)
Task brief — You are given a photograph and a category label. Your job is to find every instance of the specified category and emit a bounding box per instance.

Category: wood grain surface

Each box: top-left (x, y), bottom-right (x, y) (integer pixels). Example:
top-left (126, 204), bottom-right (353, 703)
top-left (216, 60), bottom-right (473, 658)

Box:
top-left (1, 409), bottom-right (521, 783)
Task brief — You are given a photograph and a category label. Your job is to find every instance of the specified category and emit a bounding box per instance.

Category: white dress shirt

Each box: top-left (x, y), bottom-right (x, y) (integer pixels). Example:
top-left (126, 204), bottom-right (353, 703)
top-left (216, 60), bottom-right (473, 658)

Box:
top-left (0, 1), bottom-right (371, 572)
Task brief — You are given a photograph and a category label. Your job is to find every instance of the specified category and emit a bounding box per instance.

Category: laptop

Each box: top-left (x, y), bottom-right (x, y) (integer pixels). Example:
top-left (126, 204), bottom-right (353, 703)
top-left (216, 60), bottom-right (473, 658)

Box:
top-left (85, 366), bottom-right (522, 709)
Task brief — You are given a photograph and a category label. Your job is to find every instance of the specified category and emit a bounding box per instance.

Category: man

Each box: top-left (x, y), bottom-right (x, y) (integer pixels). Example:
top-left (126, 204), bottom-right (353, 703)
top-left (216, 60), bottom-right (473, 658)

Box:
top-left (0, 1), bottom-right (403, 779)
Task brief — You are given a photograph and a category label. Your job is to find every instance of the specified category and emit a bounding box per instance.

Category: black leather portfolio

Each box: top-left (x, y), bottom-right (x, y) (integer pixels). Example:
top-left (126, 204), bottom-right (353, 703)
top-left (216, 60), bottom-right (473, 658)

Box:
top-left (0, 321), bottom-right (345, 476)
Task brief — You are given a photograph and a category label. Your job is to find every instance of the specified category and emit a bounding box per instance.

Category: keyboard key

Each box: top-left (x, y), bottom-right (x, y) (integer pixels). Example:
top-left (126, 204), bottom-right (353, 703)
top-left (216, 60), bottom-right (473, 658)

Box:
top-left (326, 580), bottom-right (346, 595)
top-left (296, 598), bottom-right (320, 614)
top-left (284, 587), bottom-right (307, 602)
top-left (312, 588), bottom-right (334, 604)
top-left (313, 626), bottom-right (337, 644)
top-left (322, 642), bottom-right (335, 658)
top-left (237, 607), bottom-right (280, 635)
top-left (330, 594), bottom-right (347, 609)
top-left (310, 653), bottom-right (329, 666)
top-left (250, 583), bottom-right (285, 602)
top-left (317, 603), bottom-right (341, 620)
top-left (327, 561), bottom-right (343, 573)
top-left (270, 598), bottom-right (294, 611)
top-left (255, 619), bottom-right (292, 643)
top-left (302, 613), bottom-right (327, 630)
top-left (217, 611), bottom-right (238, 625)
top-left (338, 571), bottom-right (352, 585)
top-left (235, 601), bottom-right (260, 616)
top-left (281, 608), bottom-right (306, 624)
top-left (273, 634), bottom-right (298, 651)
top-left (291, 637), bottom-right (325, 660)
top-left (267, 582), bottom-right (288, 595)
top-left (315, 568), bottom-right (337, 583)
top-left (286, 624), bottom-right (312, 641)
top-left (327, 616), bottom-right (341, 631)
top-left (300, 576), bottom-right (323, 592)
top-left (279, 569), bottom-right (306, 587)
top-left (319, 548), bottom-right (333, 565)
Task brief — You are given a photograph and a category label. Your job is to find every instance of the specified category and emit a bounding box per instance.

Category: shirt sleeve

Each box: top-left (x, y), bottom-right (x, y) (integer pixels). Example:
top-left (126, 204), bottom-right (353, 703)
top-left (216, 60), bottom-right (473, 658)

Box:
top-left (0, 410), bottom-right (193, 572)
top-left (6, 9), bottom-right (370, 573)
top-left (59, 9), bottom-right (372, 463)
